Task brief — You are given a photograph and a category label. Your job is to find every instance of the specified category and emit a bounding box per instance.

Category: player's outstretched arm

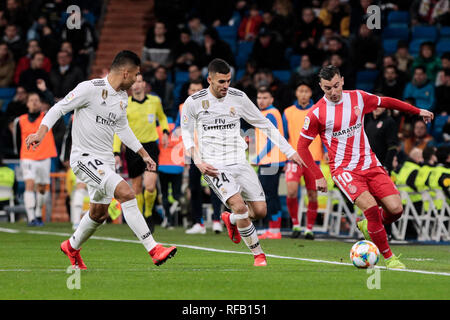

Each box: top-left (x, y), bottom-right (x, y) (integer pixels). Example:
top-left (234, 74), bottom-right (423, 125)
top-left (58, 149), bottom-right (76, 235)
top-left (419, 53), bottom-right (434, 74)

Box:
top-left (379, 96), bottom-right (434, 123)
top-left (137, 147), bottom-right (157, 173)
top-left (25, 124), bottom-right (49, 150)
top-left (185, 146), bottom-right (218, 177)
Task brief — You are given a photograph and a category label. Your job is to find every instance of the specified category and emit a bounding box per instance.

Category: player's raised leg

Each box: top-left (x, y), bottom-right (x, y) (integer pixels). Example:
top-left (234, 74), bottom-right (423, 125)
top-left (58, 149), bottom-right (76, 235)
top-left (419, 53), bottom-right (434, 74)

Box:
top-left (355, 191), bottom-right (405, 269)
top-left (114, 180), bottom-right (177, 266)
top-left (223, 194), bottom-right (267, 266)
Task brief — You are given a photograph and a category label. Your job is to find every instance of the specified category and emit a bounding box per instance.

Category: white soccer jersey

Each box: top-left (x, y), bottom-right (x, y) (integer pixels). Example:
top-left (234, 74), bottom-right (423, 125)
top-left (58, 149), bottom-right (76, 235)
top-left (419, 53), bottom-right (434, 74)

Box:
top-left (180, 87), bottom-right (295, 166)
top-left (41, 77), bottom-right (142, 166)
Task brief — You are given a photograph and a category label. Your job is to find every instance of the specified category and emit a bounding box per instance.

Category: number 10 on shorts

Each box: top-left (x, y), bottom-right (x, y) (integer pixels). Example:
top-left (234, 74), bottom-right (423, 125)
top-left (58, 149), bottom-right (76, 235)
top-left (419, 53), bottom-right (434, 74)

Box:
top-left (333, 172), bottom-right (353, 187)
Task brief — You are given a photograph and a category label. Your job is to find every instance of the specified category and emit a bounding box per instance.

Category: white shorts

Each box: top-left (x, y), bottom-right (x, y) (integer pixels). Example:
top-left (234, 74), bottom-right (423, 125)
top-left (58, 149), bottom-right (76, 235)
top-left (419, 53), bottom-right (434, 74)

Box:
top-left (71, 154), bottom-right (123, 204)
top-left (204, 162), bottom-right (265, 208)
top-left (21, 158), bottom-right (51, 185)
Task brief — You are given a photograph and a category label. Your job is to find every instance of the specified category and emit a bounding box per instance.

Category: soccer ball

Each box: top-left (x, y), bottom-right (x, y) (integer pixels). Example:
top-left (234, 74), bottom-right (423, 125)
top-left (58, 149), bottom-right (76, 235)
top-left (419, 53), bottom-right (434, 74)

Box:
top-left (350, 240), bottom-right (380, 268)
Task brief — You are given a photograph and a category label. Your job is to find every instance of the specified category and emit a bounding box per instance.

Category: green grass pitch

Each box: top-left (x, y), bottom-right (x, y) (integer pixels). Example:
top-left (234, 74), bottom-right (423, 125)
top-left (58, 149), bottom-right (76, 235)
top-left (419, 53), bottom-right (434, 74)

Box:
top-left (0, 222), bottom-right (449, 300)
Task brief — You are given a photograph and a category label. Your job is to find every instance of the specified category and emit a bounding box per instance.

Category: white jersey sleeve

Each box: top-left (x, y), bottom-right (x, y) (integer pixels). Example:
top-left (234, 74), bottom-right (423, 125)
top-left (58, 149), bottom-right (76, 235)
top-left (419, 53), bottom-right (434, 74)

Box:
top-left (41, 81), bottom-right (91, 129)
top-left (115, 112), bottom-right (142, 153)
top-left (180, 97), bottom-right (196, 152)
top-left (240, 93), bottom-right (296, 158)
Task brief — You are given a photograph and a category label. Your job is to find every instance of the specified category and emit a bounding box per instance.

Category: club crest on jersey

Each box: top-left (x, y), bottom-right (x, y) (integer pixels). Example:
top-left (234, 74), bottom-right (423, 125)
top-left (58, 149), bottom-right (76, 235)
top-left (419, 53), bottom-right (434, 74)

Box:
top-left (354, 105), bottom-right (361, 117)
top-left (202, 100), bottom-right (210, 110)
top-left (348, 184), bottom-right (357, 194)
top-left (230, 107), bottom-right (236, 117)
top-left (303, 116), bottom-right (310, 130)
top-left (102, 89), bottom-right (108, 100)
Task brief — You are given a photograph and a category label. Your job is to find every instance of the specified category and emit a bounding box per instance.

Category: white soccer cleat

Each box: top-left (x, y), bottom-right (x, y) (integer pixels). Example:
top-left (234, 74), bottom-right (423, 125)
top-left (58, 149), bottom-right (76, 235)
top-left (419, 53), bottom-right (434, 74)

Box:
top-left (212, 221), bottom-right (223, 234)
top-left (185, 223), bottom-right (206, 234)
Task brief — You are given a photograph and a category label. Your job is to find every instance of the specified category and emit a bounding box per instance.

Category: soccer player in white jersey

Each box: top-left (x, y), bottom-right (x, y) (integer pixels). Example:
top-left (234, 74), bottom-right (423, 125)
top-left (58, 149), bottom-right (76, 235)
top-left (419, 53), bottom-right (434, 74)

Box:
top-left (25, 51), bottom-right (177, 269)
top-left (181, 58), bottom-right (304, 266)
top-left (297, 65), bottom-right (434, 269)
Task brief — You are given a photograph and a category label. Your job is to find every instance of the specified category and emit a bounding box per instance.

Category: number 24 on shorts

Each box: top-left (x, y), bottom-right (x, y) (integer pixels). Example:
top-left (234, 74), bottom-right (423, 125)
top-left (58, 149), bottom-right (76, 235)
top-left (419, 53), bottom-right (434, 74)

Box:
top-left (212, 172), bottom-right (230, 188)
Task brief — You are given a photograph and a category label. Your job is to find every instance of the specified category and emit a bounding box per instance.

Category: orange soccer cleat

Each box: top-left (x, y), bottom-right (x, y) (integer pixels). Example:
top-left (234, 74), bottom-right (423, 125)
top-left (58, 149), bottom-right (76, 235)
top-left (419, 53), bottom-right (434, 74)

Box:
top-left (253, 253), bottom-right (267, 266)
top-left (258, 231), bottom-right (282, 240)
top-left (149, 244), bottom-right (177, 266)
top-left (221, 212), bottom-right (241, 244)
top-left (60, 239), bottom-right (87, 270)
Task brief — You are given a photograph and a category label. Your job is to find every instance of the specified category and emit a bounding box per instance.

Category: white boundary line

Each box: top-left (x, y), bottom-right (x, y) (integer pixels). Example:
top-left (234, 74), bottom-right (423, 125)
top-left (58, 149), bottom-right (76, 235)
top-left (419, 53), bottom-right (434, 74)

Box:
top-left (1, 227), bottom-right (450, 277)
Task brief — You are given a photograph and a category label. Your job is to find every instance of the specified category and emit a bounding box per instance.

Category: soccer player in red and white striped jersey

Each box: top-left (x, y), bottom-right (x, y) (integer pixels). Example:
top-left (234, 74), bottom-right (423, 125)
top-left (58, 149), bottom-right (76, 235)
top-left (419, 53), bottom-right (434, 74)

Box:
top-left (297, 66), bottom-right (434, 269)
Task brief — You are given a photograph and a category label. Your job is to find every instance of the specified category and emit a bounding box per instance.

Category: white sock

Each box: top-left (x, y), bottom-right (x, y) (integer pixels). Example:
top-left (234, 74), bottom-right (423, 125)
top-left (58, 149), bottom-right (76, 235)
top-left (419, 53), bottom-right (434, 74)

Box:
top-left (69, 211), bottom-right (101, 250)
top-left (24, 191), bottom-right (36, 222)
top-left (238, 223), bottom-right (264, 256)
top-left (230, 213), bottom-right (237, 225)
top-left (71, 188), bottom-right (87, 225)
top-left (121, 198), bottom-right (157, 252)
top-left (35, 192), bottom-right (48, 218)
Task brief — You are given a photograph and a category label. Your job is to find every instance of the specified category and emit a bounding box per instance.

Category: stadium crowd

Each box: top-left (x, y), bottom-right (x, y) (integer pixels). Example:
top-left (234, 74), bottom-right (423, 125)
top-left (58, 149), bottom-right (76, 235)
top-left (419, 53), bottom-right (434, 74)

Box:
top-left (0, 0), bottom-right (448, 239)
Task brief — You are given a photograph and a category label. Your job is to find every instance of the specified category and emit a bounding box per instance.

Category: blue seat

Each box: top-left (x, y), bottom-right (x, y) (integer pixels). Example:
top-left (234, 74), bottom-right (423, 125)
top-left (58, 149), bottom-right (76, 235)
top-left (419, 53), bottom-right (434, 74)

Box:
top-left (436, 40), bottom-right (450, 55)
top-left (412, 26), bottom-right (438, 42)
top-left (215, 26), bottom-right (237, 40)
top-left (272, 70), bottom-right (291, 84)
top-left (387, 11), bottom-right (410, 27)
top-left (174, 71), bottom-right (189, 85)
top-left (439, 26), bottom-right (450, 40)
top-left (409, 39), bottom-right (425, 56)
top-left (234, 69), bottom-right (245, 82)
top-left (0, 87), bottom-right (16, 112)
top-left (356, 70), bottom-right (379, 92)
top-left (383, 39), bottom-right (399, 54)
top-left (222, 37), bottom-right (237, 54)
top-left (236, 41), bottom-right (254, 69)
top-left (382, 26), bottom-right (409, 41)
top-left (289, 54), bottom-right (301, 69)
top-left (432, 115), bottom-right (449, 143)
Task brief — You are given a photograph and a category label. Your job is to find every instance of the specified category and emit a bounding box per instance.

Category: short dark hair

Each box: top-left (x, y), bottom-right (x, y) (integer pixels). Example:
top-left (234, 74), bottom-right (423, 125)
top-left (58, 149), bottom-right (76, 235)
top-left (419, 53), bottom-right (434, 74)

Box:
top-left (208, 58), bottom-right (231, 75)
top-left (257, 86), bottom-right (272, 96)
top-left (189, 78), bottom-right (204, 87)
top-left (413, 65), bottom-right (427, 74)
top-left (441, 51), bottom-right (450, 60)
top-left (110, 50), bottom-right (140, 70)
top-left (423, 146), bottom-right (436, 163)
top-left (295, 80), bottom-right (312, 90)
top-left (318, 65), bottom-right (341, 80)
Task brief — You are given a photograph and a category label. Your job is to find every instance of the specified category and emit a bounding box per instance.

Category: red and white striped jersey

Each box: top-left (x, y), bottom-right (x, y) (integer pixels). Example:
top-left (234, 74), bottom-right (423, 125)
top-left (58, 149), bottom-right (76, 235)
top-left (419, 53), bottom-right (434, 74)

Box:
top-left (300, 90), bottom-right (382, 174)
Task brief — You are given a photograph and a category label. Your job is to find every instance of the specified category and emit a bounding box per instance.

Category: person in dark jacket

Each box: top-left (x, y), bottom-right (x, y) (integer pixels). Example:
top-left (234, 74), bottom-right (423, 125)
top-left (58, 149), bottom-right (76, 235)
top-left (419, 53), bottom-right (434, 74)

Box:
top-left (49, 50), bottom-right (84, 100)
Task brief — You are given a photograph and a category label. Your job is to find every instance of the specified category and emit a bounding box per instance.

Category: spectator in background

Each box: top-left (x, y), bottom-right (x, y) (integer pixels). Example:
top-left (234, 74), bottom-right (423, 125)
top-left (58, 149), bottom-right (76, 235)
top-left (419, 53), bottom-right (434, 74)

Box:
top-left (435, 51), bottom-right (450, 86)
top-left (149, 65), bottom-right (175, 119)
top-left (375, 65), bottom-right (406, 100)
top-left (3, 0), bottom-right (32, 35)
top-left (18, 51), bottom-right (50, 93)
top-left (5, 85), bottom-right (26, 121)
top-left (233, 59), bottom-right (258, 102)
top-left (364, 105), bottom-right (399, 173)
top-left (178, 64), bottom-right (208, 105)
top-left (349, 23), bottom-right (382, 71)
top-left (435, 68), bottom-right (450, 115)
top-left (249, 27), bottom-right (287, 70)
top-left (201, 27), bottom-right (235, 68)
top-left (49, 50), bottom-right (84, 100)
top-left (187, 14), bottom-right (206, 46)
top-left (403, 119), bottom-right (434, 155)
top-left (403, 66), bottom-right (435, 111)
top-left (272, 0), bottom-right (296, 45)
top-left (349, 0), bottom-right (373, 35)
top-left (289, 54), bottom-right (319, 88)
top-left (238, 3), bottom-right (263, 41)
top-left (171, 28), bottom-right (202, 71)
top-left (411, 0), bottom-right (449, 25)
top-left (60, 10), bottom-right (97, 76)
top-left (323, 36), bottom-right (349, 62)
top-left (318, 0), bottom-right (350, 38)
top-left (292, 7), bottom-right (324, 50)
top-left (395, 40), bottom-right (414, 75)
top-left (325, 52), bottom-right (355, 90)
top-left (14, 39), bottom-right (51, 85)
top-left (142, 21), bottom-right (173, 73)
top-left (259, 10), bottom-right (284, 43)
top-left (39, 23), bottom-right (60, 63)
top-left (253, 68), bottom-right (292, 112)
top-left (26, 14), bottom-right (50, 42)
top-left (0, 42), bottom-right (15, 87)
top-left (411, 42), bottom-right (442, 83)
top-left (3, 24), bottom-right (25, 61)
